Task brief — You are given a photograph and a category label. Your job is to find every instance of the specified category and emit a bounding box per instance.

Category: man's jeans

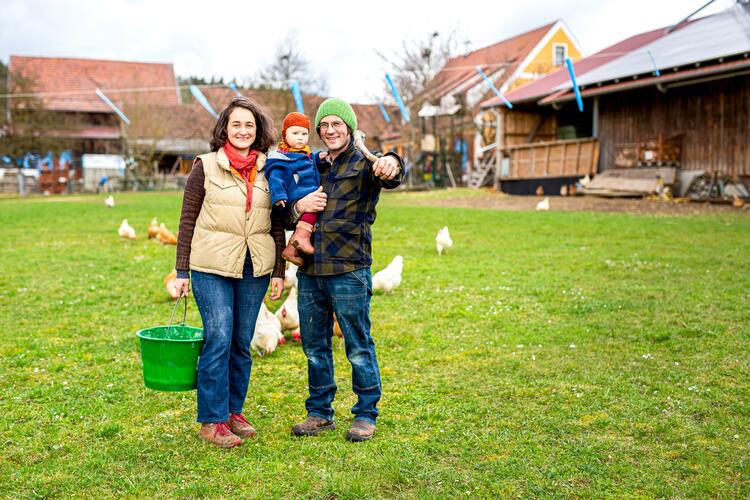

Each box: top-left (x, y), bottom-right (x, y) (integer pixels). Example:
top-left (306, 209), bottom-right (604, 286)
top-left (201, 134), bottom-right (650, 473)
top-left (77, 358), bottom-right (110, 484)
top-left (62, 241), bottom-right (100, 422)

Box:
top-left (191, 257), bottom-right (269, 423)
top-left (297, 267), bottom-right (381, 424)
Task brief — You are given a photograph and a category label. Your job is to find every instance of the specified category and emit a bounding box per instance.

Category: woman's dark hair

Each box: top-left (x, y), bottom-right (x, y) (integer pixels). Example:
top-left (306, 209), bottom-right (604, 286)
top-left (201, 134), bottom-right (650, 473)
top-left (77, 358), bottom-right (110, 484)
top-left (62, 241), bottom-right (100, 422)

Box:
top-left (209, 96), bottom-right (276, 152)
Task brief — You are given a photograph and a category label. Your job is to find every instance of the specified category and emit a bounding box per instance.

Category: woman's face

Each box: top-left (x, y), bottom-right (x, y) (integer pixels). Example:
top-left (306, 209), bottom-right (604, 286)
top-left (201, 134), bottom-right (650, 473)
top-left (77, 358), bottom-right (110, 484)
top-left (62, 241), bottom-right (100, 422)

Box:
top-left (226, 107), bottom-right (256, 154)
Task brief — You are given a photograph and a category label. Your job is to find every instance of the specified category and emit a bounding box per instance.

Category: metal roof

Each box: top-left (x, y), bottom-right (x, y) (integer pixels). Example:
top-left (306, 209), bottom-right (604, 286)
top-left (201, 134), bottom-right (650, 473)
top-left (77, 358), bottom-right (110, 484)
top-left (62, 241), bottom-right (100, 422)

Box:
top-left (573, 5), bottom-right (750, 88)
top-left (482, 25), bottom-right (673, 108)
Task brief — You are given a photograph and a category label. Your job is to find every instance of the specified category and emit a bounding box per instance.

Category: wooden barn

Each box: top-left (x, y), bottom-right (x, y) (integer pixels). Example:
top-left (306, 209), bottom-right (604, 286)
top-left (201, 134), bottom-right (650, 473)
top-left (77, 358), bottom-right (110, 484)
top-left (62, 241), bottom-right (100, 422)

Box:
top-left (479, 3), bottom-right (750, 195)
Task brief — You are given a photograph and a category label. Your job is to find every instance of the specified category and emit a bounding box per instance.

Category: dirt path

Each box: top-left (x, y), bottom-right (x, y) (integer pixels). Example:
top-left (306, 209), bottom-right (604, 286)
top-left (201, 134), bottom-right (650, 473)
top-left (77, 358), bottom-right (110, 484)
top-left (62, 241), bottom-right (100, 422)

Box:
top-left (387, 190), bottom-right (750, 216)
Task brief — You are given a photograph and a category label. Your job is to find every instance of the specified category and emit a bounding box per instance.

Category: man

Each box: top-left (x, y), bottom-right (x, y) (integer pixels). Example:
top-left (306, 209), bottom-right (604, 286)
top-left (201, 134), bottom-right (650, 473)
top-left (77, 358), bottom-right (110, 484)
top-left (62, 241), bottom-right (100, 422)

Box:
top-left (289, 98), bottom-right (403, 442)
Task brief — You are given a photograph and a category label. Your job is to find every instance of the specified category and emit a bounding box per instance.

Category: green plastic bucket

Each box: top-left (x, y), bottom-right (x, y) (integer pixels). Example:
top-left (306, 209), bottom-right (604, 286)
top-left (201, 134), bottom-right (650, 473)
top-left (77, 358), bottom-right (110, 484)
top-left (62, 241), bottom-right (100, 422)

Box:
top-left (136, 298), bottom-right (203, 392)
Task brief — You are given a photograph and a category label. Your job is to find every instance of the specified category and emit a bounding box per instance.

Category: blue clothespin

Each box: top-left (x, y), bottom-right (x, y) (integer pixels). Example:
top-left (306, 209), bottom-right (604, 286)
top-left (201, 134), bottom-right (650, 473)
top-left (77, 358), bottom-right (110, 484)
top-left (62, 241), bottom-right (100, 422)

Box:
top-left (565, 58), bottom-right (583, 112)
top-left (190, 85), bottom-right (218, 118)
top-left (385, 73), bottom-right (410, 123)
top-left (475, 66), bottom-right (513, 109)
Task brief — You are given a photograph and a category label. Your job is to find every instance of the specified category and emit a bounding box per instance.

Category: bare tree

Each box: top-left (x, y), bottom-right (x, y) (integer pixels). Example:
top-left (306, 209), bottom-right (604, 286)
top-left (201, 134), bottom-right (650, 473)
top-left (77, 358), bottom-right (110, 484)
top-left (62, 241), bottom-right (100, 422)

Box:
top-left (0, 69), bottom-right (82, 157)
top-left (251, 34), bottom-right (329, 96)
top-left (376, 29), bottom-right (462, 107)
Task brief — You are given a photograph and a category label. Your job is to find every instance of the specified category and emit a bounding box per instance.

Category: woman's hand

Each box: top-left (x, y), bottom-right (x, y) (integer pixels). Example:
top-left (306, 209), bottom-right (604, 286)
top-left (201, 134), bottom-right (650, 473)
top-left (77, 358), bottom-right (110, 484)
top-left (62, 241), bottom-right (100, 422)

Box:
top-left (175, 278), bottom-right (190, 297)
top-left (269, 277), bottom-right (284, 300)
top-left (295, 186), bottom-right (327, 213)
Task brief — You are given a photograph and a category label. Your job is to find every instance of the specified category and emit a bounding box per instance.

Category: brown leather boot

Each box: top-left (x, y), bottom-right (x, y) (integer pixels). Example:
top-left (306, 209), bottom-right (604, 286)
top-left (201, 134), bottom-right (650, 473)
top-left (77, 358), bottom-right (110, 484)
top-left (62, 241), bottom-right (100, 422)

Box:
top-left (290, 221), bottom-right (314, 255)
top-left (198, 422), bottom-right (242, 448)
top-left (281, 243), bottom-right (305, 266)
top-left (345, 420), bottom-right (376, 442)
top-left (291, 416), bottom-right (336, 436)
top-left (226, 413), bottom-right (256, 439)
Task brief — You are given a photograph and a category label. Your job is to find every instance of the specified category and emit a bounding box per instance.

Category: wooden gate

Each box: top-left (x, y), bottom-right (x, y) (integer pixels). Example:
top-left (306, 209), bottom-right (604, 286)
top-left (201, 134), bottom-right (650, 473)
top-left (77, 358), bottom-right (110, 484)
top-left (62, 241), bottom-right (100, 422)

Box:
top-left (503, 138), bottom-right (599, 180)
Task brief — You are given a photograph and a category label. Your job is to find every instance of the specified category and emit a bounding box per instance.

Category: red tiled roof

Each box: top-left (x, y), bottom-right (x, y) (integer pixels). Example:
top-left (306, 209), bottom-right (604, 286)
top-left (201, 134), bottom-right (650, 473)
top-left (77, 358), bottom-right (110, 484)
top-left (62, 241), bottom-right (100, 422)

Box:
top-left (425, 22), bottom-right (556, 102)
top-left (9, 55), bottom-right (179, 113)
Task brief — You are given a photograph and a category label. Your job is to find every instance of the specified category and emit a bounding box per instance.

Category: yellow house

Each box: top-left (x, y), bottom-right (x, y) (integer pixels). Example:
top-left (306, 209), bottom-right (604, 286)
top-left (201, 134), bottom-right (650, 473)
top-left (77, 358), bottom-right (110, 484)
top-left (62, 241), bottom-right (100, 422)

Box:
top-left (416, 20), bottom-right (584, 182)
top-left (508, 21), bottom-right (584, 92)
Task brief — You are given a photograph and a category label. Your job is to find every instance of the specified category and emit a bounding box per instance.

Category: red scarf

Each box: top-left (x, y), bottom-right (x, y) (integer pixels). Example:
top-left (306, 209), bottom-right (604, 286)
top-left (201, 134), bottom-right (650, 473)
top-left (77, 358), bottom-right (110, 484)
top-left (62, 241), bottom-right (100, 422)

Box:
top-left (223, 142), bottom-right (259, 212)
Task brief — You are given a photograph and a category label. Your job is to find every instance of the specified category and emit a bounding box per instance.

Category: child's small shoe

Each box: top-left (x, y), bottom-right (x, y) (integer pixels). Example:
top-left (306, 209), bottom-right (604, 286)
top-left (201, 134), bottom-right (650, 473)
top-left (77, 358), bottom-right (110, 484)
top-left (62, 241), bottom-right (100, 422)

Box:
top-left (290, 221), bottom-right (314, 255)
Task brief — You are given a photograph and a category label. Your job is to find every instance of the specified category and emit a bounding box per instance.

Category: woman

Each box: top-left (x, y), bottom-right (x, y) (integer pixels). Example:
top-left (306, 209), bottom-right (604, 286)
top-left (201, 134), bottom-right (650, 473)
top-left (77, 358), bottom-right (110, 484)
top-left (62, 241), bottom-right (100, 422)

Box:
top-left (174, 96), bottom-right (286, 448)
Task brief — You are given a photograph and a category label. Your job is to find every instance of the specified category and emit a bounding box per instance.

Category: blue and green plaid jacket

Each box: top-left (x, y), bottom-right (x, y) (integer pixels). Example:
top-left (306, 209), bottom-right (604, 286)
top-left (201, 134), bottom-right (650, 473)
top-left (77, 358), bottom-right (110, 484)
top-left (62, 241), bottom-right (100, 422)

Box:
top-left (297, 138), bottom-right (403, 276)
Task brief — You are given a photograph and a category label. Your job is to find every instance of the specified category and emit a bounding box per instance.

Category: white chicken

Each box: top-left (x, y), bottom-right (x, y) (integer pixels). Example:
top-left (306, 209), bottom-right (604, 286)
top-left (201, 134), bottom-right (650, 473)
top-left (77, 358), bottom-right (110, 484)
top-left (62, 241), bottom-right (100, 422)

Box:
top-left (118, 219), bottom-right (136, 240)
top-left (275, 287), bottom-right (300, 333)
top-left (436, 227), bottom-right (453, 256)
top-left (284, 263), bottom-right (298, 290)
top-left (104, 195), bottom-right (115, 208)
top-left (251, 303), bottom-right (284, 356)
top-left (372, 255), bottom-right (404, 294)
top-left (535, 197), bottom-right (550, 211)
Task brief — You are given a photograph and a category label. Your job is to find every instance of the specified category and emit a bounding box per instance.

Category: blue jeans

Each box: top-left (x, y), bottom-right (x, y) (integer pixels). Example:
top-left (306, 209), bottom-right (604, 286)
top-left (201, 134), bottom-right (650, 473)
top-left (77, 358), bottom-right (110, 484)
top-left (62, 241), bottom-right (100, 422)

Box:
top-left (297, 267), bottom-right (381, 424)
top-left (191, 256), bottom-right (269, 423)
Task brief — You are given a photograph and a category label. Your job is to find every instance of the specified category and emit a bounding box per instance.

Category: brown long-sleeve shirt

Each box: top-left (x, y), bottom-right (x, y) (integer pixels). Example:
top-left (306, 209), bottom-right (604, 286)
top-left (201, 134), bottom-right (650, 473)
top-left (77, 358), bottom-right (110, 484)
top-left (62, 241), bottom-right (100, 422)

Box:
top-left (175, 158), bottom-right (286, 279)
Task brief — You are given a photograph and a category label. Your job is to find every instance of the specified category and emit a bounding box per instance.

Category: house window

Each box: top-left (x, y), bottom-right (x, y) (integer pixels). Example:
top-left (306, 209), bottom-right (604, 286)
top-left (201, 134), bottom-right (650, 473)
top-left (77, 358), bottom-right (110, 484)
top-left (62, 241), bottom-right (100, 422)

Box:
top-left (553, 43), bottom-right (567, 67)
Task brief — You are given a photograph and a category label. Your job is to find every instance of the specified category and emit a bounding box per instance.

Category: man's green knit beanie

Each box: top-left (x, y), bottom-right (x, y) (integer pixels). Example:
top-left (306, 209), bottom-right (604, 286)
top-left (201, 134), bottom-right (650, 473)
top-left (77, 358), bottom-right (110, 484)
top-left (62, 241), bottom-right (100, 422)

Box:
top-left (315, 98), bottom-right (357, 133)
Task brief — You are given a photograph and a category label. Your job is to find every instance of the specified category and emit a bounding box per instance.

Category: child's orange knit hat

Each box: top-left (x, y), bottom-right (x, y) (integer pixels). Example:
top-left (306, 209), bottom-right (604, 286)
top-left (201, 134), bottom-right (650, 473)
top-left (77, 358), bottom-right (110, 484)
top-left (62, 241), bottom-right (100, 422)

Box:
top-left (282, 112), bottom-right (310, 139)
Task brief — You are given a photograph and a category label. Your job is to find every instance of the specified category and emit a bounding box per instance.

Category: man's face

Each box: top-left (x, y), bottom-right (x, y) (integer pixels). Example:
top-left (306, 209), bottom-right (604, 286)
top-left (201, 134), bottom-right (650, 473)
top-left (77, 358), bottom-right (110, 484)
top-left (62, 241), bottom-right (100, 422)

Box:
top-left (318, 115), bottom-right (350, 152)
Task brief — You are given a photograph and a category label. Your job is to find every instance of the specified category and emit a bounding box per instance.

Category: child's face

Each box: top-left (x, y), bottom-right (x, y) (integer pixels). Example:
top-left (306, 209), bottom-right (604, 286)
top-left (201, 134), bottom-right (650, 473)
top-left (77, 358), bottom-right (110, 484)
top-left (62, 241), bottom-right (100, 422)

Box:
top-left (285, 126), bottom-right (309, 149)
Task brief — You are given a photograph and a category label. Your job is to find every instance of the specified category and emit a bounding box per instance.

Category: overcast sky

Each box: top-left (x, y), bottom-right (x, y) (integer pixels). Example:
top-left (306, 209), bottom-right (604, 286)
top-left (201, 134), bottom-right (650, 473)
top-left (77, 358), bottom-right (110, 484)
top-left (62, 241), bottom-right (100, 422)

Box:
top-left (1, 0), bottom-right (732, 103)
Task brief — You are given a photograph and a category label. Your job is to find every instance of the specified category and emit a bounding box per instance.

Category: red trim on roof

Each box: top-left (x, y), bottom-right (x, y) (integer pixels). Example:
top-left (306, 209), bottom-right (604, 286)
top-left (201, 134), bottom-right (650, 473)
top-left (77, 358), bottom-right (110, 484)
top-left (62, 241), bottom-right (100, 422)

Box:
top-left (541, 57), bottom-right (750, 104)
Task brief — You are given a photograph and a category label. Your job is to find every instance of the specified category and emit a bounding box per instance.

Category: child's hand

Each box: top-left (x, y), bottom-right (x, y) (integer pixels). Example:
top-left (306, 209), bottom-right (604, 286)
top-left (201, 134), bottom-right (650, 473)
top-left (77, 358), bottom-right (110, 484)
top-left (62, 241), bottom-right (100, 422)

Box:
top-left (275, 200), bottom-right (286, 208)
top-left (319, 151), bottom-right (328, 161)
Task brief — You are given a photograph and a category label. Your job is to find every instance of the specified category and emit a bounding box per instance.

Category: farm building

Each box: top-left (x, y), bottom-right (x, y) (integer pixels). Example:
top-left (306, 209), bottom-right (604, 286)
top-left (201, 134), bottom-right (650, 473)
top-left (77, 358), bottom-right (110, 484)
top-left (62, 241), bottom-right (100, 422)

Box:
top-left (479, 3), bottom-right (750, 196)
top-left (391, 20), bottom-right (584, 187)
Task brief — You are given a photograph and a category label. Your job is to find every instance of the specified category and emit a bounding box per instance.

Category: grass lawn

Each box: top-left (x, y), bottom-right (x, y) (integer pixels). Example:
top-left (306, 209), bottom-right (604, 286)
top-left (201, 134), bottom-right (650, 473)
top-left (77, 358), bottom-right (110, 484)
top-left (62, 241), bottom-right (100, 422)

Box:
top-left (1, 190), bottom-right (748, 497)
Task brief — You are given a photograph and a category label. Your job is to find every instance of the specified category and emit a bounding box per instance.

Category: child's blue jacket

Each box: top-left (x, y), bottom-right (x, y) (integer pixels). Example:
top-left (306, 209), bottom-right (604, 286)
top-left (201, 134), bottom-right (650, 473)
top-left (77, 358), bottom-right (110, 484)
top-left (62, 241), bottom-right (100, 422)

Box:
top-left (264, 150), bottom-right (321, 206)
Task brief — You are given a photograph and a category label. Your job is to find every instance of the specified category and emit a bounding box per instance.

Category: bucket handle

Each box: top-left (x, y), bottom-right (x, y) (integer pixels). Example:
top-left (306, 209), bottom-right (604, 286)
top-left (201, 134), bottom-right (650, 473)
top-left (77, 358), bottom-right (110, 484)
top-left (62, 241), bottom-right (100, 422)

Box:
top-left (167, 296), bottom-right (188, 332)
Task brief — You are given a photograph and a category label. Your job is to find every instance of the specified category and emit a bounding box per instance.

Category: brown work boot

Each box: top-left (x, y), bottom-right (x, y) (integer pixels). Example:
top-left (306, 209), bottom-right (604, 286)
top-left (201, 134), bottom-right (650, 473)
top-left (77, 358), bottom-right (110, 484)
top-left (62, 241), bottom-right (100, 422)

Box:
top-left (345, 420), bottom-right (376, 442)
top-left (291, 416), bottom-right (336, 436)
top-left (227, 413), bottom-right (256, 439)
top-left (281, 243), bottom-right (305, 266)
top-left (290, 221), bottom-right (314, 255)
top-left (198, 422), bottom-right (242, 448)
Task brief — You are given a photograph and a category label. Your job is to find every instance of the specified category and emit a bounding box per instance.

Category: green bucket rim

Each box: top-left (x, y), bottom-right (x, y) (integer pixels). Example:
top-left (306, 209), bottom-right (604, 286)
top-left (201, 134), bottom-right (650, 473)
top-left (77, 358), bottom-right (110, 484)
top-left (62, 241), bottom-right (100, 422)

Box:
top-left (136, 324), bottom-right (203, 343)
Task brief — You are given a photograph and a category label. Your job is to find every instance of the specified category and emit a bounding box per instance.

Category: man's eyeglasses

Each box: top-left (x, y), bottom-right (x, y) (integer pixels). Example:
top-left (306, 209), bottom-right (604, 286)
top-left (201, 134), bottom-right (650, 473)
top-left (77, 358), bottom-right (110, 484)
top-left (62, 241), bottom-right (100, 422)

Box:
top-left (319, 121), bottom-right (346, 131)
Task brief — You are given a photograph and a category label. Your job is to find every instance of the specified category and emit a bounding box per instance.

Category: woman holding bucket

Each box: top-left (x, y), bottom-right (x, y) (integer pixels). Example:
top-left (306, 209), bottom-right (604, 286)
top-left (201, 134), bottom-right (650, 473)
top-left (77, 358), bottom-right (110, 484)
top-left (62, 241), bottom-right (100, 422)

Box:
top-left (174, 96), bottom-right (286, 448)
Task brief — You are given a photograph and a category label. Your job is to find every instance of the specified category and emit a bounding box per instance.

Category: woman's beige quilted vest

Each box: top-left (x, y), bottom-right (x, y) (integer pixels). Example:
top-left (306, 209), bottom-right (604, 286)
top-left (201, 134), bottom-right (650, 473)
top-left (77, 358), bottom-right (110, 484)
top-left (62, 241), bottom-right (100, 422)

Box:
top-left (189, 148), bottom-right (275, 278)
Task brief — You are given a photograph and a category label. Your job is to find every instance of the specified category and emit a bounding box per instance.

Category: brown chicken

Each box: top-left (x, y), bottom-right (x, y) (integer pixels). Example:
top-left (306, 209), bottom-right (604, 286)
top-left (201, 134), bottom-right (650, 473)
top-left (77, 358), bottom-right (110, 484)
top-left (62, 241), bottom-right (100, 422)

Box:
top-left (147, 217), bottom-right (160, 239)
top-left (164, 269), bottom-right (179, 300)
top-left (157, 223), bottom-right (178, 245)
top-left (333, 312), bottom-right (344, 340)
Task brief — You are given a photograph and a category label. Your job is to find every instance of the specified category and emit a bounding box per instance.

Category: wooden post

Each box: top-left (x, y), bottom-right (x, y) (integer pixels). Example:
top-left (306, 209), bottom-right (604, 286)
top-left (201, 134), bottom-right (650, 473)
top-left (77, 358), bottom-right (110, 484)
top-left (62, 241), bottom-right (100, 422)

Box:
top-left (494, 108), bottom-right (504, 187)
top-left (450, 113), bottom-right (456, 186)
